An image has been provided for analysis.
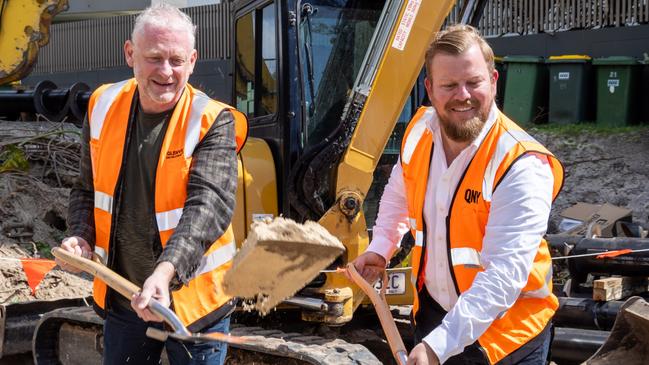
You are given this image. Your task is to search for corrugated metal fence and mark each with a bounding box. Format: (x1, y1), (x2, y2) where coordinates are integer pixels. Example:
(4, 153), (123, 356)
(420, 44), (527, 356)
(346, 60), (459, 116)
(34, 1), (649, 73)
(448, 0), (649, 36)
(33, 3), (231, 74)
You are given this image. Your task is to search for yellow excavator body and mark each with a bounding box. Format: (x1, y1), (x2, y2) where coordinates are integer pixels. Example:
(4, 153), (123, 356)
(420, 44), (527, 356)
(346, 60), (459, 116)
(0, 0), (68, 85)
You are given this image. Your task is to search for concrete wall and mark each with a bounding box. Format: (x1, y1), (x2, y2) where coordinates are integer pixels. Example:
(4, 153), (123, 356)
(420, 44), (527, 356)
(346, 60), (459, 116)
(488, 24), (649, 59)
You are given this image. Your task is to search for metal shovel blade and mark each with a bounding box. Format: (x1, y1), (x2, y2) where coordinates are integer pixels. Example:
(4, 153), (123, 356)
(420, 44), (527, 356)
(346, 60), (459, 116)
(146, 327), (249, 345)
(584, 296), (649, 364)
(222, 218), (344, 315)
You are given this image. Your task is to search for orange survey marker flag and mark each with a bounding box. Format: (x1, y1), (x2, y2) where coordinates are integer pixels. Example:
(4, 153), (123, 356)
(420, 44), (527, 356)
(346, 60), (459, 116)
(595, 249), (633, 259)
(20, 258), (57, 295)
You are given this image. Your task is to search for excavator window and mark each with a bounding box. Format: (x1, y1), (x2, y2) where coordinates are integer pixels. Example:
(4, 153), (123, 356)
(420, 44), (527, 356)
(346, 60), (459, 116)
(298, 0), (384, 150)
(234, 1), (278, 119)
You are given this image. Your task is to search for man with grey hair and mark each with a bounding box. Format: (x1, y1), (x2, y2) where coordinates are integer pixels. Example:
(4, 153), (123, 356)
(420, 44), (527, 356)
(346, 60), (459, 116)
(58, 4), (247, 364)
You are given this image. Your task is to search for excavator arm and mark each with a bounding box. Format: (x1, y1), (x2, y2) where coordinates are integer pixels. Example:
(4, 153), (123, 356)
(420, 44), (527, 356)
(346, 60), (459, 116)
(0, 0), (68, 85)
(303, 0), (475, 319)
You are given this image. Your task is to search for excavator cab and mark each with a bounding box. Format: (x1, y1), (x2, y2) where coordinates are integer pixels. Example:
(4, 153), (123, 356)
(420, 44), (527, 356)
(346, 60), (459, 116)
(228, 0), (423, 325)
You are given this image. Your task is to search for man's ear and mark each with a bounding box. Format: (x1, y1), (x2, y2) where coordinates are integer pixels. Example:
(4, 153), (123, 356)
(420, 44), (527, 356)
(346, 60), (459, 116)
(424, 76), (434, 102)
(188, 49), (198, 75)
(124, 40), (135, 68)
(491, 69), (499, 93)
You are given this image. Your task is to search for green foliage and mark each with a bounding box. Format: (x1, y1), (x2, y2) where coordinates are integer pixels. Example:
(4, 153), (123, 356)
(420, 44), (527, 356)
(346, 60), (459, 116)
(34, 241), (54, 259)
(0, 144), (29, 173)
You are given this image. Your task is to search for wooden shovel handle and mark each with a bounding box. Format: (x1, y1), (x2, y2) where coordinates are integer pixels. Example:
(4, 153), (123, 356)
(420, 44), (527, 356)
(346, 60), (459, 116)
(346, 263), (408, 365)
(52, 246), (140, 300)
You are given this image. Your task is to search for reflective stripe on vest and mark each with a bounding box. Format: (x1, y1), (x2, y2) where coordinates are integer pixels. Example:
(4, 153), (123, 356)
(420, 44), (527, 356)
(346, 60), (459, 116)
(185, 91), (211, 158)
(89, 80), (129, 140)
(193, 241), (237, 278)
(451, 247), (482, 269)
(402, 109), (433, 164)
(156, 208), (184, 232)
(94, 246), (107, 263)
(94, 191), (113, 214)
(482, 129), (540, 202)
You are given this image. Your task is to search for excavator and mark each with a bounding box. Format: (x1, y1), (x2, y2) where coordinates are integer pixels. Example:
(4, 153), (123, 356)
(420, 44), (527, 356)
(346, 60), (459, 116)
(2, 0), (649, 364)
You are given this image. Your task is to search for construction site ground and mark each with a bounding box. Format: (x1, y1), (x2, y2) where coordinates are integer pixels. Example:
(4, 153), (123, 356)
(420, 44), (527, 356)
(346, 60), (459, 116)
(0, 121), (648, 364)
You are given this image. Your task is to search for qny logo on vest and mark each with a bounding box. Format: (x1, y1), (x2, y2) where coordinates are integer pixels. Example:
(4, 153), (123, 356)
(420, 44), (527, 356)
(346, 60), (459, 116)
(166, 148), (184, 159)
(464, 189), (481, 204)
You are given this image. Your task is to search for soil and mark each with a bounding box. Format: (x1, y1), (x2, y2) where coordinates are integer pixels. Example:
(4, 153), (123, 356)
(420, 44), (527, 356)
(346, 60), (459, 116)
(223, 217), (344, 314)
(0, 172), (92, 305)
(531, 126), (649, 232)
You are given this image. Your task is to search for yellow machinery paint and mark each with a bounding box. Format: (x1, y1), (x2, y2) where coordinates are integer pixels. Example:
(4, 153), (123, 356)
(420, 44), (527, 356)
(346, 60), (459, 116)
(0, 0), (68, 85)
(233, 137), (279, 245)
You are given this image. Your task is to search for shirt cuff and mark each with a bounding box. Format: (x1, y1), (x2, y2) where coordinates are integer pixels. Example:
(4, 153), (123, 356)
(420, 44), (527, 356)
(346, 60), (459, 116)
(423, 325), (462, 364)
(156, 248), (193, 290)
(366, 236), (398, 263)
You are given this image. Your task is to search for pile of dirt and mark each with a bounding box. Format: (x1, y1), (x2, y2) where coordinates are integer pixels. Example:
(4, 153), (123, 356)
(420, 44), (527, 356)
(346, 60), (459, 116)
(531, 126), (649, 233)
(0, 173), (93, 303)
(0, 122), (91, 305)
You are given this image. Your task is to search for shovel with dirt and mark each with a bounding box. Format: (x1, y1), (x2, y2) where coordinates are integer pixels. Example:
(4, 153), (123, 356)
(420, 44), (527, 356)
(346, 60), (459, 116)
(51, 246), (248, 344)
(221, 217), (345, 314)
(52, 217), (345, 343)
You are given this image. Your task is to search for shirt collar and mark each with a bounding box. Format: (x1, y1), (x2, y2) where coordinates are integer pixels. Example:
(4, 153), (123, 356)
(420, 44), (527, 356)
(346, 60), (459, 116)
(425, 102), (499, 151)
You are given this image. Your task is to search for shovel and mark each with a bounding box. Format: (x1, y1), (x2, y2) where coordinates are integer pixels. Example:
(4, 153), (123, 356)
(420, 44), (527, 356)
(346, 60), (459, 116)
(344, 263), (408, 365)
(51, 246), (247, 345)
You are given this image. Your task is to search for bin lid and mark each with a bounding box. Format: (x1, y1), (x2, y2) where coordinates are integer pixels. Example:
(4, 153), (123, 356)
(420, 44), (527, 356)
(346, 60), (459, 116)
(592, 56), (639, 65)
(547, 55), (592, 63)
(503, 55), (544, 63)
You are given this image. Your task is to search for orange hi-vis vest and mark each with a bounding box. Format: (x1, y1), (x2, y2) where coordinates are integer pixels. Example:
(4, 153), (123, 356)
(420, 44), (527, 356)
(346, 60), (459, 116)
(87, 78), (248, 331)
(400, 107), (564, 364)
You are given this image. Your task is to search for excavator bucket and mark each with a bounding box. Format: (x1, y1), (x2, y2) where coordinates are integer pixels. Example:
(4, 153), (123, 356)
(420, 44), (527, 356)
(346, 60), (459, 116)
(584, 296), (649, 364)
(222, 217), (344, 315)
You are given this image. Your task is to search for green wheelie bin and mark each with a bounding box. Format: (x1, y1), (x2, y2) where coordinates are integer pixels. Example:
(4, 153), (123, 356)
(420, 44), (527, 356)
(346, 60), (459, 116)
(593, 56), (641, 126)
(494, 56), (506, 109)
(502, 56), (547, 124)
(639, 60), (649, 124)
(547, 55), (593, 124)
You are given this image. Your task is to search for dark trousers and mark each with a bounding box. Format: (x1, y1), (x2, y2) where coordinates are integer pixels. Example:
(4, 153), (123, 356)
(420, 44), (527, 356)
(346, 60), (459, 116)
(413, 289), (552, 365)
(103, 305), (229, 365)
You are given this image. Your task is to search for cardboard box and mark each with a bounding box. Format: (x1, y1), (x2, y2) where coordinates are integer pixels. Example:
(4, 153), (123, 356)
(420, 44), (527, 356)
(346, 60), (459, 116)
(559, 202), (632, 237)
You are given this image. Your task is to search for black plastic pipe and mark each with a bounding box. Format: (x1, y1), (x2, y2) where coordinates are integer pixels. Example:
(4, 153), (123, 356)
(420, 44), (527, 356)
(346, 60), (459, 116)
(555, 297), (622, 330)
(552, 327), (608, 365)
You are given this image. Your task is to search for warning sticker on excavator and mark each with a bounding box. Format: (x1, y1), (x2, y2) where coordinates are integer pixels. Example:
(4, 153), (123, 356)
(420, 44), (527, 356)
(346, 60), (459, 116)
(391, 0), (422, 51)
(374, 272), (406, 295)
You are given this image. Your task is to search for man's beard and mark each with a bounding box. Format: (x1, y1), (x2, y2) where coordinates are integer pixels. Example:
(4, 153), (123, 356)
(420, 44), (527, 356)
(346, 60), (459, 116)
(438, 101), (488, 143)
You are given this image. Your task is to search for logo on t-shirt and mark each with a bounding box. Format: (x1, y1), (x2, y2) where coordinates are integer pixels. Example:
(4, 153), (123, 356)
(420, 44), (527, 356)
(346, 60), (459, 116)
(166, 148), (184, 159)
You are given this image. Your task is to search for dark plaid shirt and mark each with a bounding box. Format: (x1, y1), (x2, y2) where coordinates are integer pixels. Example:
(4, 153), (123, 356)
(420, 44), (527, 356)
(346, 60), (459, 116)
(67, 105), (237, 288)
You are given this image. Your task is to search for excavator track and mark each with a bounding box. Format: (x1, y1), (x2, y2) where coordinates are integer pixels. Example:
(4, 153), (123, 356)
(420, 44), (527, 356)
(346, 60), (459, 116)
(31, 306), (383, 365)
(33, 305), (103, 365)
(228, 324), (382, 364)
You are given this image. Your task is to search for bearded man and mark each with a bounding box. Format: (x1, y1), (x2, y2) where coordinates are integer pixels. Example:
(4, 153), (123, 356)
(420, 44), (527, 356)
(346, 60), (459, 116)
(351, 25), (564, 365)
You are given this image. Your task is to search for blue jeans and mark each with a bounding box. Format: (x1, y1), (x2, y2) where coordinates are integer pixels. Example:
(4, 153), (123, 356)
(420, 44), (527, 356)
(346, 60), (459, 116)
(103, 305), (229, 365)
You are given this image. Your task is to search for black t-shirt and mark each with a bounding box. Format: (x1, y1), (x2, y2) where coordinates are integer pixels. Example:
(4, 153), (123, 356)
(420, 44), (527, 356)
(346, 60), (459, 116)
(111, 104), (171, 311)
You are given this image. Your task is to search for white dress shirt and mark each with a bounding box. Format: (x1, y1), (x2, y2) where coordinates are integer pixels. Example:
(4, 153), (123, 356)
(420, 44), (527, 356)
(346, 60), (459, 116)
(367, 104), (554, 363)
